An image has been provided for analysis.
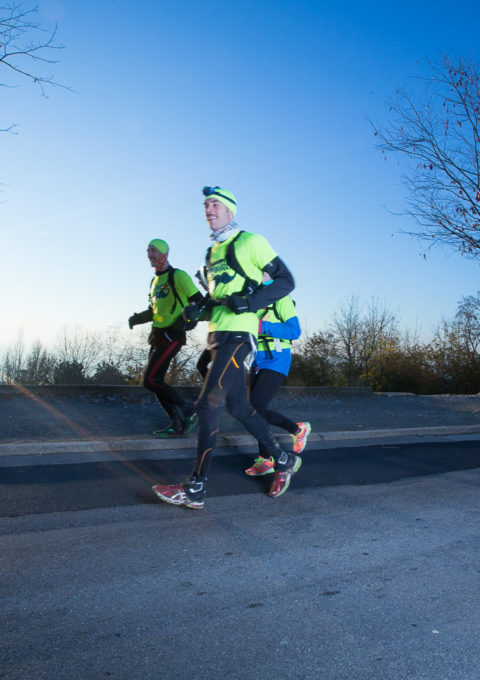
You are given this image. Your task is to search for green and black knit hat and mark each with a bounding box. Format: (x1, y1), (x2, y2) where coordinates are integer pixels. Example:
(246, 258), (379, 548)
(202, 186), (237, 216)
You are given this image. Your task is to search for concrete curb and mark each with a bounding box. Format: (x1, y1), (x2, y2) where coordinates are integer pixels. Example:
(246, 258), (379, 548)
(2, 424), (480, 457)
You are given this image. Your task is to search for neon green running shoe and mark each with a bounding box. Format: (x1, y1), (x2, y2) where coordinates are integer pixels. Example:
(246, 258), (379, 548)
(182, 413), (199, 435)
(153, 426), (185, 438)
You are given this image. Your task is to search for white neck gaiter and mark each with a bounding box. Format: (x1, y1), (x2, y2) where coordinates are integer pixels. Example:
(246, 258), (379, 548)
(210, 221), (239, 242)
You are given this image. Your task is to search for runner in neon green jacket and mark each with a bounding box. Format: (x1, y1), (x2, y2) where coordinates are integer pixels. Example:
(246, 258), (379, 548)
(152, 186), (303, 509)
(128, 238), (203, 436)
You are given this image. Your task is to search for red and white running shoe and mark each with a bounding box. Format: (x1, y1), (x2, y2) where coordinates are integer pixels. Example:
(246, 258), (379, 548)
(268, 455), (302, 498)
(152, 484), (204, 509)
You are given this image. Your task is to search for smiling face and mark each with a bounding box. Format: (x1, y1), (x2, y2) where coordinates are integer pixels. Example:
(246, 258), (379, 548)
(204, 197), (234, 232)
(147, 244), (169, 271)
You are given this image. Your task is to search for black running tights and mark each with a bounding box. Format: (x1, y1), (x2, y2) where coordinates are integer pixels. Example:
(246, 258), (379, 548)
(193, 341), (283, 477)
(143, 335), (194, 430)
(249, 368), (298, 457)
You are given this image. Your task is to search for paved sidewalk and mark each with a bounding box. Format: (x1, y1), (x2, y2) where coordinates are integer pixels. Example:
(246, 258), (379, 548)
(2, 386), (480, 457)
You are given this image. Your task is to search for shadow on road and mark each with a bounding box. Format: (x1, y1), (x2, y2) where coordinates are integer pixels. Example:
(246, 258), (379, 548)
(1, 441), (480, 517)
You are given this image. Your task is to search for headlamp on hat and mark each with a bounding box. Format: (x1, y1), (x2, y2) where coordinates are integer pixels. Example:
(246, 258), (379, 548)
(202, 186), (237, 216)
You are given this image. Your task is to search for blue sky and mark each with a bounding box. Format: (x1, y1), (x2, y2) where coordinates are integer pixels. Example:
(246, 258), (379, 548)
(2, 0), (480, 350)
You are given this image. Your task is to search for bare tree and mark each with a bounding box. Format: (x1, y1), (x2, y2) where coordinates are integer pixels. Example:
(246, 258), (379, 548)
(332, 295), (362, 383)
(0, 329), (25, 382)
(123, 327), (150, 384)
(372, 55), (480, 259)
(357, 298), (398, 386)
(331, 296), (398, 386)
(21, 339), (56, 383)
(96, 325), (138, 371)
(289, 330), (340, 386)
(453, 291), (480, 358)
(54, 326), (101, 378)
(1, 2), (66, 131)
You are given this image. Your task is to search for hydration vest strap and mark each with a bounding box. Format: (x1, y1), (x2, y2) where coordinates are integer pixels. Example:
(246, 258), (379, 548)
(206, 231), (259, 296)
(167, 267), (183, 314)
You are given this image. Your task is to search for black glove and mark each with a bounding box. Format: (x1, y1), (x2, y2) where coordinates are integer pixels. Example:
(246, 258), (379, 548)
(182, 304), (202, 330)
(225, 294), (251, 314)
(128, 308), (153, 329)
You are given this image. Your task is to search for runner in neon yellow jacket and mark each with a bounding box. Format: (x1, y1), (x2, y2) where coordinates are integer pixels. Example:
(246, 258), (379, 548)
(152, 186), (303, 509)
(128, 238), (203, 436)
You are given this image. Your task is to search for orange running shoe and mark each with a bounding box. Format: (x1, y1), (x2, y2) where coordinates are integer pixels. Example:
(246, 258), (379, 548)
(245, 456), (275, 476)
(291, 422), (311, 454)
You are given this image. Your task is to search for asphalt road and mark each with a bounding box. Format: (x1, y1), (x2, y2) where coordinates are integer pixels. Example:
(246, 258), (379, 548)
(2, 441), (480, 680)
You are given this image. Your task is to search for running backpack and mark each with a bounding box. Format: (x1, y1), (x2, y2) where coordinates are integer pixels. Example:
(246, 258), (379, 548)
(150, 267), (183, 315)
